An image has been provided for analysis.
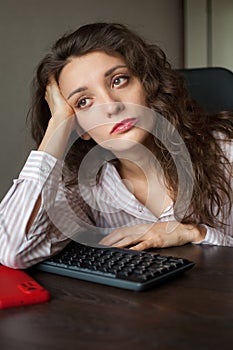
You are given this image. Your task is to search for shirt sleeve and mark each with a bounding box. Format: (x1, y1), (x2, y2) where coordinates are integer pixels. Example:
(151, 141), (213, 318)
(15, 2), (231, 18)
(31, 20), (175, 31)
(0, 150), (94, 268)
(192, 225), (233, 246)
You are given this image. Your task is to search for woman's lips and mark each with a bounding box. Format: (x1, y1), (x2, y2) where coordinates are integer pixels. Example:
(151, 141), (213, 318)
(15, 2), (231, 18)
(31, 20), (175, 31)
(110, 118), (138, 134)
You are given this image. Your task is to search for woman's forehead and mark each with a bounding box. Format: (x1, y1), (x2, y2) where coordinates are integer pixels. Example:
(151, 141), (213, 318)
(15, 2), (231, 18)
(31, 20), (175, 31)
(59, 51), (128, 92)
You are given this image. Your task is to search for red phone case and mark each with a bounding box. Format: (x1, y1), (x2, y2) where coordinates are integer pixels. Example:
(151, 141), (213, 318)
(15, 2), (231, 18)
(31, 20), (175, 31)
(0, 265), (50, 309)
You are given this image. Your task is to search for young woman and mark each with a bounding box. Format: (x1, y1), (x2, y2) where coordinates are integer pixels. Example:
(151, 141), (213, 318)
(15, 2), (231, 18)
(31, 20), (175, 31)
(0, 23), (232, 268)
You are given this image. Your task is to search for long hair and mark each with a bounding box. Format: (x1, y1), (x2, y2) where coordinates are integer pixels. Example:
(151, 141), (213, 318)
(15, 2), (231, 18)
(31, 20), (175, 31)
(28, 22), (233, 230)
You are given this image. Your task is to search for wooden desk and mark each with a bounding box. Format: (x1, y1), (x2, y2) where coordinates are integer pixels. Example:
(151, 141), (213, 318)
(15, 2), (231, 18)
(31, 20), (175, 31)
(0, 244), (232, 350)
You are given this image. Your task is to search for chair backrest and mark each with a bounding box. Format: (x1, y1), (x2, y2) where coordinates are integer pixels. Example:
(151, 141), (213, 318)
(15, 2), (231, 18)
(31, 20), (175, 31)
(178, 67), (233, 113)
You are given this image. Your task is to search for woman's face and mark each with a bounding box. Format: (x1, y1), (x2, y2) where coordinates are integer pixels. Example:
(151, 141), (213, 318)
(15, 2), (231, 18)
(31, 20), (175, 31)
(59, 51), (155, 153)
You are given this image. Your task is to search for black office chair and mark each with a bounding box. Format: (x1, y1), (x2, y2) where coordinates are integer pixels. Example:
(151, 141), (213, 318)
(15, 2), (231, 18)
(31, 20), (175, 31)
(178, 67), (233, 113)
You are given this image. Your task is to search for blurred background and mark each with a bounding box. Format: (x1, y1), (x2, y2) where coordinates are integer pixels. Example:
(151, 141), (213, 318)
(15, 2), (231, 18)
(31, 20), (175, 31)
(0, 0), (232, 199)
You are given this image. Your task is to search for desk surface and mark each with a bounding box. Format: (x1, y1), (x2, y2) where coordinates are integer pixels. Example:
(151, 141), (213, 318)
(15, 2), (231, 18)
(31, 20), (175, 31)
(0, 244), (232, 350)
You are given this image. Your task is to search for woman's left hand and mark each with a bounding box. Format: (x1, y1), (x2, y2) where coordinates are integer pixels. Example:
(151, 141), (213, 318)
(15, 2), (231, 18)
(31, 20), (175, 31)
(99, 221), (206, 250)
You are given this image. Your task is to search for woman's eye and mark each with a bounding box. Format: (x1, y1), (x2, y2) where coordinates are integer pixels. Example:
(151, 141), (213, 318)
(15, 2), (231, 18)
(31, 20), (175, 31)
(76, 97), (90, 109)
(112, 76), (128, 88)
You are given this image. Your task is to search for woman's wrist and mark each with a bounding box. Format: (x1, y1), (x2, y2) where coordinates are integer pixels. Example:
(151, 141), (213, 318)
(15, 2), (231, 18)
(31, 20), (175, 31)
(191, 224), (207, 242)
(38, 115), (75, 160)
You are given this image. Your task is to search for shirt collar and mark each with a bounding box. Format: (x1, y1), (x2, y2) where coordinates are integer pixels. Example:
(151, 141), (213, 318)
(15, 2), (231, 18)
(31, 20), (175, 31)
(97, 162), (159, 220)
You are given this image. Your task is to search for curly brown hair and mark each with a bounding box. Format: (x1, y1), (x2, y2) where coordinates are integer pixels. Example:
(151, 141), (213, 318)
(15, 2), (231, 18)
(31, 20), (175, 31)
(28, 22), (233, 230)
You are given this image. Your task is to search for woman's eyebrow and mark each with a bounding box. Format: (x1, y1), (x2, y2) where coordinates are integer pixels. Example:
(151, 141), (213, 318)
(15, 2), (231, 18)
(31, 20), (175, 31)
(104, 64), (127, 77)
(67, 86), (88, 100)
(67, 65), (127, 100)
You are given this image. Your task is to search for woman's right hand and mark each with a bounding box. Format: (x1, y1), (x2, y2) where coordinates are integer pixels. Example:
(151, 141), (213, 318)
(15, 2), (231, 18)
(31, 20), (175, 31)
(45, 76), (75, 125)
(38, 77), (77, 159)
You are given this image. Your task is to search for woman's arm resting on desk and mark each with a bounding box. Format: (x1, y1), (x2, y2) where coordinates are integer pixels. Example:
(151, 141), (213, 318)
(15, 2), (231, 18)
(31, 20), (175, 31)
(0, 151), (70, 269)
(99, 221), (207, 250)
(100, 220), (233, 249)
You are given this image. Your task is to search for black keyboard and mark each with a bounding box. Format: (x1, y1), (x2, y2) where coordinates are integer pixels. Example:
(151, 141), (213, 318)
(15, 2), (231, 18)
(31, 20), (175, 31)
(36, 242), (195, 291)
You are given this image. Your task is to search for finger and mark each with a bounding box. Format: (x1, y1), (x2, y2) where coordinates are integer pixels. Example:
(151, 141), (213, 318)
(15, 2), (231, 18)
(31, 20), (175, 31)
(99, 229), (126, 245)
(45, 77), (61, 100)
(111, 235), (143, 248)
(99, 224), (151, 246)
(129, 239), (154, 251)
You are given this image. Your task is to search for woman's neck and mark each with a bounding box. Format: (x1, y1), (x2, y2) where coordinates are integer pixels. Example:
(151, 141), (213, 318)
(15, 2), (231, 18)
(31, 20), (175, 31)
(116, 157), (156, 182)
(113, 134), (161, 181)
(114, 145), (173, 218)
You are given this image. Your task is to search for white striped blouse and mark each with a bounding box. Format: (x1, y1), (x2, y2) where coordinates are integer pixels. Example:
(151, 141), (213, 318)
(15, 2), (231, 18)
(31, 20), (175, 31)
(0, 144), (232, 268)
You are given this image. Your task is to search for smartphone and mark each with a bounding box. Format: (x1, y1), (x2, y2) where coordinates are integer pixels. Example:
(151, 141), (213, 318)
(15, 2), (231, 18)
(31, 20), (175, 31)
(0, 265), (50, 309)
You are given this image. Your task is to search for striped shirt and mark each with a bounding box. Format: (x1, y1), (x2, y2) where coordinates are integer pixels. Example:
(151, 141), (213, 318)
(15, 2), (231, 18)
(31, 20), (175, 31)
(0, 145), (233, 268)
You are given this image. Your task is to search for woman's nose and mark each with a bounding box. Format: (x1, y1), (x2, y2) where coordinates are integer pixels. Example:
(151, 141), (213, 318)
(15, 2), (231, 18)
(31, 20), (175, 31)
(105, 101), (125, 117)
(99, 90), (125, 117)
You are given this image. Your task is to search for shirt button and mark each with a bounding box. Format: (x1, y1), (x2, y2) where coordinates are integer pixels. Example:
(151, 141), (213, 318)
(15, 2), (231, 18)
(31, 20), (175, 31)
(40, 163), (51, 174)
(138, 204), (144, 212)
